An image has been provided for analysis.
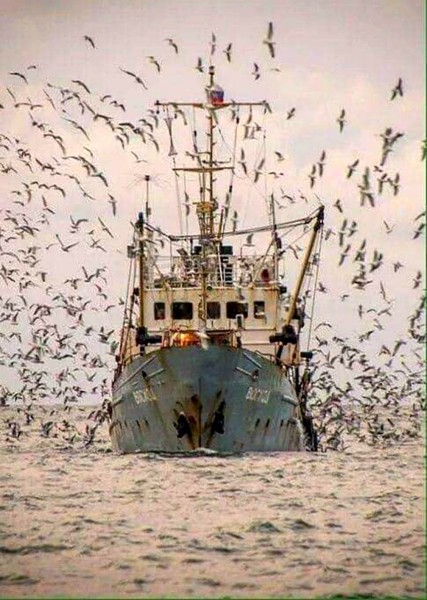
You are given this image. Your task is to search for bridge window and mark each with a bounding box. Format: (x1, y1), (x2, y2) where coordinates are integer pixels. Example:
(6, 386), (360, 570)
(254, 301), (266, 319)
(226, 301), (248, 319)
(154, 302), (165, 320)
(172, 302), (193, 320)
(207, 301), (221, 319)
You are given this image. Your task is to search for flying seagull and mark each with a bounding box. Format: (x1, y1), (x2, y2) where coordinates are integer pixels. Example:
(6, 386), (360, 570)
(223, 43), (232, 63)
(83, 35), (96, 49)
(164, 38), (178, 53)
(337, 109), (346, 132)
(286, 107), (296, 120)
(9, 71), (28, 84)
(119, 67), (148, 90)
(263, 22), (275, 58)
(390, 78), (403, 100)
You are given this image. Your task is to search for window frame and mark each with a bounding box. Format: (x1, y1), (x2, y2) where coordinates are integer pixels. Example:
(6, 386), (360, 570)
(207, 301), (221, 319)
(171, 301), (194, 320)
(226, 301), (248, 319)
(154, 302), (166, 320)
(254, 300), (266, 319)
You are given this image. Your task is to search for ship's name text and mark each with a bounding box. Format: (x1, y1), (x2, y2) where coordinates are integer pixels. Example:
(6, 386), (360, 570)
(134, 389), (157, 404)
(246, 386), (271, 404)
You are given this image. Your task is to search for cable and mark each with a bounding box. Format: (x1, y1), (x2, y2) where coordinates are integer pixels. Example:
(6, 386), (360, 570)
(172, 156), (184, 242)
(118, 244), (138, 362)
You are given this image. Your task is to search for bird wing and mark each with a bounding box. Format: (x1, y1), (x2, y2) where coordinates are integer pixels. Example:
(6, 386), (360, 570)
(84, 35), (95, 48)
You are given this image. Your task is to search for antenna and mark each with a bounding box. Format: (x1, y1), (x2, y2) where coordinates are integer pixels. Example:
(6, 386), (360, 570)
(145, 175), (151, 224)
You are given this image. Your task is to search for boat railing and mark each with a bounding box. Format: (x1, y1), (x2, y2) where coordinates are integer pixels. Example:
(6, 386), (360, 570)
(145, 252), (276, 288)
(118, 344), (287, 373)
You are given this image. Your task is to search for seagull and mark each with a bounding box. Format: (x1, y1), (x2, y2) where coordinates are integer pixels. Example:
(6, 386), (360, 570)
(390, 78), (403, 100)
(210, 32), (217, 56)
(337, 109), (346, 132)
(72, 79), (91, 94)
(238, 148), (248, 174)
(338, 244), (351, 266)
(119, 67), (148, 89)
(389, 172), (400, 196)
(63, 117), (90, 140)
(308, 164), (316, 188)
(317, 150), (326, 177)
(9, 71), (28, 84)
(231, 210), (238, 232)
(263, 22), (275, 58)
(91, 171), (108, 187)
(223, 43), (232, 63)
(98, 217), (114, 238)
(383, 220), (394, 234)
(333, 198), (343, 213)
(55, 234), (79, 253)
(70, 216), (88, 232)
(244, 233), (254, 247)
(286, 107), (296, 120)
(165, 38), (178, 53)
(346, 159), (359, 178)
(195, 57), (204, 73)
(252, 63), (260, 80)
(377, 172), (388, 194)
(413, 222), (425, 239)
(83, 35), (96, 49)
(147, 56), (161, 72)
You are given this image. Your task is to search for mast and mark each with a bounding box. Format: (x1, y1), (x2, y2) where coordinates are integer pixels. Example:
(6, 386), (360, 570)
(199, 66), (215, 329)
(136, 211), (145, 338)
(207, 66), (215, 236)
(145, 175), (151, 224)
(155, 68), (267, 326)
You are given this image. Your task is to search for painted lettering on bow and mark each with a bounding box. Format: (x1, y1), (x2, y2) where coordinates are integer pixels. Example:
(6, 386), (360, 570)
(133, 388), (157, 404)
(246, 386), (270, 404)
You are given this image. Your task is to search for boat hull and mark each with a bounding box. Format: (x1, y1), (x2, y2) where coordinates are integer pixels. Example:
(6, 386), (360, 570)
(110, 346), (304, 453)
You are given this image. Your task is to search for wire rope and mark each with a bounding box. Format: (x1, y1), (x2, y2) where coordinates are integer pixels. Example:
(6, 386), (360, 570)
(305, 225), (324, 351)
(118, 241), (138, 361)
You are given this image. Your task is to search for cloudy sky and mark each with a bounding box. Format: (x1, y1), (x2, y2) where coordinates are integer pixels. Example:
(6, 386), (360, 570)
(0, 0), (424, 391)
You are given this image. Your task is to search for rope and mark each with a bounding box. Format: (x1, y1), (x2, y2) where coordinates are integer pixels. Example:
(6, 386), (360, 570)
(166, 207), (321, 241)
(183, 171), (189, 240)
(118, 242), (138, 360)
(217, 106), (239, 234)
(262, 128), (270, 226)
(172, 156), (184, 243)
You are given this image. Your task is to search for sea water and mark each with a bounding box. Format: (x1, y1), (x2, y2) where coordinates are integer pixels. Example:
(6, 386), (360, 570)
(0, 407), (424, 598)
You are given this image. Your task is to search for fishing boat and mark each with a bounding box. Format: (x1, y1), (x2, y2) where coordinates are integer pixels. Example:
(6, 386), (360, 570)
(110, 67), (324, 453)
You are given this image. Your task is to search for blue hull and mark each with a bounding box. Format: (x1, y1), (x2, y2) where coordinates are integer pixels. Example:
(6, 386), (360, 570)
(110, 346), (304, 453)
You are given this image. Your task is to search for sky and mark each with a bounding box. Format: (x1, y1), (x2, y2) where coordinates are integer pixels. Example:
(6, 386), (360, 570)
(0, 0), (425, 395)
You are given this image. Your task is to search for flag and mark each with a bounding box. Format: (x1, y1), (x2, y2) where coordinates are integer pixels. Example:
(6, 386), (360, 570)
(209, 85), (224, 106)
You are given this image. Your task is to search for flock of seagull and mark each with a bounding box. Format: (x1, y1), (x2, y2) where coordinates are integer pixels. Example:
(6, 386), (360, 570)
(0, 24), (424, 451)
